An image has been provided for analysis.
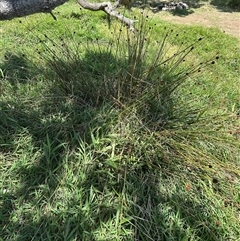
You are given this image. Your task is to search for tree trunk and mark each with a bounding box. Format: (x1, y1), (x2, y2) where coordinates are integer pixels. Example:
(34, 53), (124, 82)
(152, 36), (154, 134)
(0, 0), (68, 20)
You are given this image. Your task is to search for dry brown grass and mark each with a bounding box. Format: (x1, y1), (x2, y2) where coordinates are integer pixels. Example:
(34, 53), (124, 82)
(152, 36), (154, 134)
(145, 2), (240, 39)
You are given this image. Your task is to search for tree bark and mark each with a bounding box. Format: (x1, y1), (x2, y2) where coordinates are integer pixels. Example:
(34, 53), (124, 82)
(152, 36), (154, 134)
(0, 0), (68, 20)
(0, 0), (136, 30)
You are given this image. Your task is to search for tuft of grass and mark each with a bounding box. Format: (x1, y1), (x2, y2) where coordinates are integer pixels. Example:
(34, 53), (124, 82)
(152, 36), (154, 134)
(1, 3), (240, 241)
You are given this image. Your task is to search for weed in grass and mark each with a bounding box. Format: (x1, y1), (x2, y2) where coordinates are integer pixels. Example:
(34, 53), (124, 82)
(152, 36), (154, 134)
(1, 6), (240, 241)
(31, 14), (240, 240)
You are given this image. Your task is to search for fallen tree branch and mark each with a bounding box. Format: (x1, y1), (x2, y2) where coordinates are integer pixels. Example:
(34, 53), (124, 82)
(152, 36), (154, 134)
(77, 0), (136, 30)
(0, 0), (136, 30)
(0, 0), (68, 20)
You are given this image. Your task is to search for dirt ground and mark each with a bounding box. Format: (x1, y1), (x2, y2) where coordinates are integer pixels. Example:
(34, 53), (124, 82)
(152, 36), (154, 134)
(150, 3), (240, 39)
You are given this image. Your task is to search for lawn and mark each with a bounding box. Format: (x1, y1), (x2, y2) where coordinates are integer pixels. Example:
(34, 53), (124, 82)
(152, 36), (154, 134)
(0, 0), (240, 240)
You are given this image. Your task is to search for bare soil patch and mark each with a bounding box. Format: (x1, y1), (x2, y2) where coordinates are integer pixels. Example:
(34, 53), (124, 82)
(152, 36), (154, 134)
(151, 3), (240, 39)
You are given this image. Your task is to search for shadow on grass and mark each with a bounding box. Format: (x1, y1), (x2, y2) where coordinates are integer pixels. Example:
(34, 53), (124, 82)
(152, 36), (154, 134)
(0, 52), (38, 85)
(0, 42), (235, 240)
(80, 160), (226, 240)
(210, 0), (240, 12)
(171, 8), (195, 16)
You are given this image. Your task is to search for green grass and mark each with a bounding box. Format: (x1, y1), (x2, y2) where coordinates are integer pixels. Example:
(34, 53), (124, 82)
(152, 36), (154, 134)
(1, 1), (240, 240)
